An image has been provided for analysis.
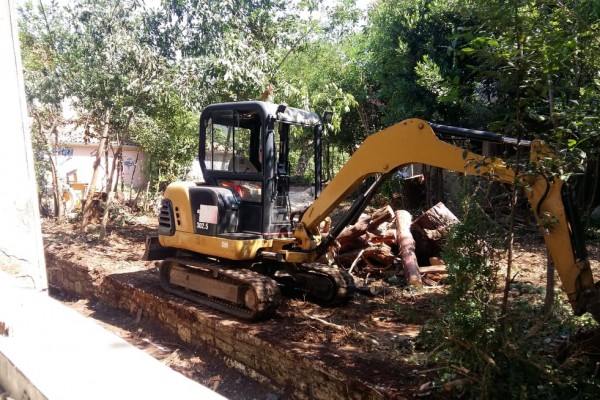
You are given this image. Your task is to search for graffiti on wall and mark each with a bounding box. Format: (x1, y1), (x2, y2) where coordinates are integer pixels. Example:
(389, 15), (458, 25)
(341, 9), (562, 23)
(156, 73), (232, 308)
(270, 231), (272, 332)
(53, 146), (74, 157)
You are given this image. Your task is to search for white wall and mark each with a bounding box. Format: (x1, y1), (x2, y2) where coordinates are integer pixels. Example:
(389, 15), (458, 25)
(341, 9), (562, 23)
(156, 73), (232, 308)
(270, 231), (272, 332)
(0, 0), (47, 290)
(54, 144), (147, 190)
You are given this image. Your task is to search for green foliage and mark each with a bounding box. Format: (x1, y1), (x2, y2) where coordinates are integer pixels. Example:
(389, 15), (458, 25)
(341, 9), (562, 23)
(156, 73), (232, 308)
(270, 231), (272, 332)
(587, 218), (600, 242)
(431, 188), (502, 346)
(264, 3), (360, 180)
(447, 1), (600, 180)
(20, 0), (174, 152)
(419, 183), (600, 398)
(162, 0), (326, 104)
(131, 94), (199, 188)
(357, 0), (599, 213)
(363, 0), (470, 125)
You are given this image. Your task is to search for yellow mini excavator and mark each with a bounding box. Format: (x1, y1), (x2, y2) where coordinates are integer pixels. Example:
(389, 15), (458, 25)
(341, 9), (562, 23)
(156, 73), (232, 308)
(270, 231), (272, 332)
(144, 101), (600, 322)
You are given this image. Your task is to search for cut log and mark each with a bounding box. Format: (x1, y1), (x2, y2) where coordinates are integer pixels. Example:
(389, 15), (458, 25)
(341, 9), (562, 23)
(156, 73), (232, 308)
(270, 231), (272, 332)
(429, 257), (445, 266)
(337, 248), (365, 268)
(337, 220), (370, 251)
(366, 229), (397, 247)
(337, 232), (369, 254)
(411, 202), (459, 265)
(337, 243), (395, 271)
(395, 210), (422, 286)
(413, 202), (459, 230)
(419, 265), (448, 274)
(337, 206), (395, 253)
(362, 243), (395, 271)
(369, 205), (395, 228)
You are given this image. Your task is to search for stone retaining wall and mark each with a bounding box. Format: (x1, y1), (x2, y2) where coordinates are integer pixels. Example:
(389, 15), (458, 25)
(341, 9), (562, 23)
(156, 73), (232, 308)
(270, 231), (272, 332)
(45, 252), (390, 400)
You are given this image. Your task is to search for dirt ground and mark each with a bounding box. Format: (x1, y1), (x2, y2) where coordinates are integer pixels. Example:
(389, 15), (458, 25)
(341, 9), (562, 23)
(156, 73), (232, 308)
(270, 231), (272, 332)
(36, 212), (600, 399)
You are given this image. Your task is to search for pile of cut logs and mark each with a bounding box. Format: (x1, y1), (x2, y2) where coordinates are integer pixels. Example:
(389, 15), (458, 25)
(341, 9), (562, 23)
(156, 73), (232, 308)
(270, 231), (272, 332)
(329, 202), (459, 286)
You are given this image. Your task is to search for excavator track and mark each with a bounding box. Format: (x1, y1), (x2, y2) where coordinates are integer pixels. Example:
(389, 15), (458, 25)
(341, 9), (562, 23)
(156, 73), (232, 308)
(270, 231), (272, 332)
(159, 258), (281, 320)
(287, 263), (355, 306)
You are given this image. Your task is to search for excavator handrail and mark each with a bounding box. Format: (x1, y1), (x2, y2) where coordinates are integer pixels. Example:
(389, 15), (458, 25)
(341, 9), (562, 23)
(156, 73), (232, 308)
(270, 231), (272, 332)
(428, 122), (532, 147)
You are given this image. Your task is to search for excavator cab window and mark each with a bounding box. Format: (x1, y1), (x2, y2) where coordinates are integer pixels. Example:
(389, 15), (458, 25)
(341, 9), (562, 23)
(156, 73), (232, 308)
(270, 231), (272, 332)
(201, 109), (264, 200)
(203, 110), (262, 174)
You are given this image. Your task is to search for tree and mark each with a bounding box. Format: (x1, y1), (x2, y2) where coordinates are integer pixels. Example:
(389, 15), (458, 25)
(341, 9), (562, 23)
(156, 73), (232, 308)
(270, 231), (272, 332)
(19, 0), (74, 219)
(20, 0), (179, 236)
(131, 95), (199, 191)
(362, 0), (473, 125)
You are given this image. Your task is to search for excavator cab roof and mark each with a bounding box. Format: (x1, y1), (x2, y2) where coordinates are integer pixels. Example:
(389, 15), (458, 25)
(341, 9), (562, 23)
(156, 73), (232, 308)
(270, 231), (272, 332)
(200, 101), (322, 128)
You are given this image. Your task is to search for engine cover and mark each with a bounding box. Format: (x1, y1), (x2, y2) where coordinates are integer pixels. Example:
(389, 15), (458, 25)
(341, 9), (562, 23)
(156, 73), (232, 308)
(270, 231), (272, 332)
(189, 186), (239, 236)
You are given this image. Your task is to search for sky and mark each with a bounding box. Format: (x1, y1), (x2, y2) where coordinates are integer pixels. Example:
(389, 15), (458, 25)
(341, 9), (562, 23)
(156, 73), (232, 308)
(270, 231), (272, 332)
(15, 0), (375, 12)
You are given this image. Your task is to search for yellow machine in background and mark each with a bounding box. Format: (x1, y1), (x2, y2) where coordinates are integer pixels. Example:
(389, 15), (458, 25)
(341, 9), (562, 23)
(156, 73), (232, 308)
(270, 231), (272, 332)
(144, 101), (600, 322)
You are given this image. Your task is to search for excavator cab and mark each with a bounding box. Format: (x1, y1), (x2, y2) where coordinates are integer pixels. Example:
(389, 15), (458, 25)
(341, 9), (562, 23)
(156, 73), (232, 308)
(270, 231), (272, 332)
(198, 101), (324, 240)
(142, 102), (349, 319)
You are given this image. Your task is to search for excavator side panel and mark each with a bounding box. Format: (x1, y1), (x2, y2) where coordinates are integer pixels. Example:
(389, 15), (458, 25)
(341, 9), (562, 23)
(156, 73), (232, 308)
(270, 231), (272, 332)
(159, 232), (271, 261)
(157, 181), (272, 260)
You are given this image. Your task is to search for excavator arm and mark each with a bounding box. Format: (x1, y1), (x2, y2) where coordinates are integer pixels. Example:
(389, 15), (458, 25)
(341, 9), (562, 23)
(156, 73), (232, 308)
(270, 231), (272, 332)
(291, 118), (600, 321)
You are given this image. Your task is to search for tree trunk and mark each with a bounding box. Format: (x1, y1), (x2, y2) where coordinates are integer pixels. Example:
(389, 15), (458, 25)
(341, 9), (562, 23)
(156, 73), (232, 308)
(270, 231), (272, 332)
(129, 152), (140, 205)
(118, 149), (124, 194)
(543, 251), (555, 317)
(51, 121), (63, 219)
(47, 147), (61, 218)
(99, 143), (120, 240)
(81, 108), (111, 231)
(400, 174), (426, 210)
(424, 166), (444, 209)
(395, 210), (422, 286)
(501, 11), (524, 330)
(99, 112), (133, 240)
(295, 144), (310, 178)
(35, 113), (62, 219)
(587, 150), (600, 215)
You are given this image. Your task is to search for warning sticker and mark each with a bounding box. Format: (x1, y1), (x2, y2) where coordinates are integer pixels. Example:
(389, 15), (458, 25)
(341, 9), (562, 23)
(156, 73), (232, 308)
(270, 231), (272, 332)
(197, 205), (218, 224)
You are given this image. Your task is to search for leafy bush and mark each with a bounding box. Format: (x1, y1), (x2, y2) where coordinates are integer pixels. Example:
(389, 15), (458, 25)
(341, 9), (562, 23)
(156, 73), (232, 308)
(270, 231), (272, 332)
(419, 188), (600, 399)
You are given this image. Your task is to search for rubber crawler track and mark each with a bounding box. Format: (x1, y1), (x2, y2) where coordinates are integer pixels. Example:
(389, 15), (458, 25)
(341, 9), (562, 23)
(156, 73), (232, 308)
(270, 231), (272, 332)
(160, 258), (281, 320)
(295, 263), (356, 306)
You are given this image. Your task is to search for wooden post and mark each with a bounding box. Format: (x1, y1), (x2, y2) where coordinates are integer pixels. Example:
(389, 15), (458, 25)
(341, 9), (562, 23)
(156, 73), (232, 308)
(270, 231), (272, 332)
(395, 210), (422, 286)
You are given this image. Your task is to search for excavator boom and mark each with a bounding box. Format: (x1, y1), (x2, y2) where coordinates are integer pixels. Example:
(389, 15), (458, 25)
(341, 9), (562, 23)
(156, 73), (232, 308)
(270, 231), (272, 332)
(290, 118), (600, 320)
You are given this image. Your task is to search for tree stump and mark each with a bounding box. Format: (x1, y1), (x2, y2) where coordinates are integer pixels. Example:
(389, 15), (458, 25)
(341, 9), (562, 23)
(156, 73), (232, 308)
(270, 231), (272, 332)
(400, 174), (426, 210)
(411, 202), (459, 265)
